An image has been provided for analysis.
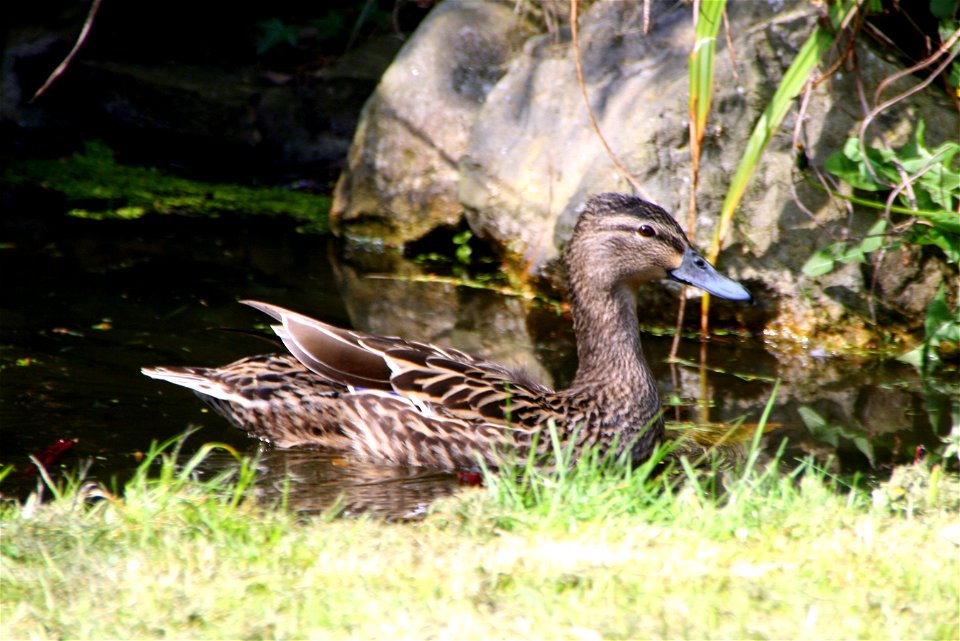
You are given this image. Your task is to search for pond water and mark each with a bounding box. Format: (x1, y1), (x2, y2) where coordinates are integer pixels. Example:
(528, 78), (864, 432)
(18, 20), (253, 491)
(1, 202), (956, 518)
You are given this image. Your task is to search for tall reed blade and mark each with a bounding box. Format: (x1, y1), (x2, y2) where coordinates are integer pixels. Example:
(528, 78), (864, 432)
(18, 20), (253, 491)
(673, 0), (726, 362)
(699, 0), (860, 334)
(689, 0), (726, 188)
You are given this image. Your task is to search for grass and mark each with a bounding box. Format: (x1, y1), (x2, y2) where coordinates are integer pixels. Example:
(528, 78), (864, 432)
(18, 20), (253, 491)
(2, 431), (958, 640)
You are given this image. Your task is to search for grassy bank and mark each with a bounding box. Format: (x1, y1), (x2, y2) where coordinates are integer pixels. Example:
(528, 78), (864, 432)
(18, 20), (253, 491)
(2, 437), (958, 640)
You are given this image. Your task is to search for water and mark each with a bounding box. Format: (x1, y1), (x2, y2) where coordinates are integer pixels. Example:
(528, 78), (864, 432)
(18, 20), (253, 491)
(1, 203), (955, 517)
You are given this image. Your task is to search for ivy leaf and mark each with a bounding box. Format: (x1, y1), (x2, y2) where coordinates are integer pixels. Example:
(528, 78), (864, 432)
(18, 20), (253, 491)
(899, 118), (927, 159)
(802, 244), (841, 277)
(825, 141), (882, 191)
(917, 142), (960, 211)
(857, 218), (888, 253)
(909, 224), (960, 263)
(797, 406), (875, 466)
(819, 119), (959, 275)
(930, 0), (960, 20)
(257, 19), (299, 55)
(310, 11), (346, 42)
(897, 345), (925, 368)
(925, 285), (960, 344)
(898, 284), (960, 372)
(915, 209), (960, 234)
(798, 406), (838, 447)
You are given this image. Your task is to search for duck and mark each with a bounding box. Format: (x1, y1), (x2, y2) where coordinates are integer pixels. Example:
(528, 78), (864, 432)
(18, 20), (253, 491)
(142, 193), (751, 471)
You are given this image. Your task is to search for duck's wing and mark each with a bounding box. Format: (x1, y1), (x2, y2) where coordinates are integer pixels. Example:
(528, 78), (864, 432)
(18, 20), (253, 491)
(382, 346), (557, 429)
(242, 300), (396, 391)
(241, 300), (559, 430)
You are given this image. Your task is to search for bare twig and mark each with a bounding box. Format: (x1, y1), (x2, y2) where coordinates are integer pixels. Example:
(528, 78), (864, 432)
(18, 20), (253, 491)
(812, 0), (867, 90)
(669, 295), (688, 360)
(789, 78), (847, 239)
(569, 0), (649, 198)
(721, 7), (739, 84)
(873, 27), (960, 105)
(31, 0), (103, 102)
(857, 28), (960, 165)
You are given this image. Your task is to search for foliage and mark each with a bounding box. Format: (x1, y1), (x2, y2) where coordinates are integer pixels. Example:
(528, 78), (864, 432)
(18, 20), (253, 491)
(1, 141), (331, 231)
(257, 18), (301, 55)
(898, 284), (960, 371)
(801, 218), (889, 277)
(452, 229), (473, 265)
(256, 5), (393, 56)
(687, 0), (957, 343)
(797, 406), (875, 465)
(803, 121), (960, 278)
(797, 118), (959, 366)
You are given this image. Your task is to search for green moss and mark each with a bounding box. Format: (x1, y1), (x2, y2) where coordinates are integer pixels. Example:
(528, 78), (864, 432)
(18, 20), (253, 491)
(2, 140), (330, 232)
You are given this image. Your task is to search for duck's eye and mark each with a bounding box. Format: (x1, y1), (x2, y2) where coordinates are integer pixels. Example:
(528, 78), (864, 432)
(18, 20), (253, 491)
(638, 225), (656, 237)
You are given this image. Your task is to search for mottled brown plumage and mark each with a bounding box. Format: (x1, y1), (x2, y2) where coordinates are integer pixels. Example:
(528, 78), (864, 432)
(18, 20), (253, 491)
(143, 193), (751, 471)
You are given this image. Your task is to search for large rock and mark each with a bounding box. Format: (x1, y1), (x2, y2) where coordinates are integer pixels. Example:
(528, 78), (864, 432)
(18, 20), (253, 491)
(337, 0), (959, 347)
(329, 0), (534, 246)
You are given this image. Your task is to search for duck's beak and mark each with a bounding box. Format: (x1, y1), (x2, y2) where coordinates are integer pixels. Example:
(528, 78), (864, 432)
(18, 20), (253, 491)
(669, 248), (752, 302)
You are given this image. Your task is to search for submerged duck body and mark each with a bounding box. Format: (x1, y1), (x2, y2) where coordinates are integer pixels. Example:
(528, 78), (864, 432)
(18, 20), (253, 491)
(143, 194), (751, 471)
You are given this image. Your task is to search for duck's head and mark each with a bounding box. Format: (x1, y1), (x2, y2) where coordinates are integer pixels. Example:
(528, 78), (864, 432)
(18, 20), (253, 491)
(565, 193), (751, 301)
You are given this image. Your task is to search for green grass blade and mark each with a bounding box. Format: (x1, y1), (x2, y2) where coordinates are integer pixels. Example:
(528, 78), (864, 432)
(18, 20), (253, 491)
(742, 379), (781, 477)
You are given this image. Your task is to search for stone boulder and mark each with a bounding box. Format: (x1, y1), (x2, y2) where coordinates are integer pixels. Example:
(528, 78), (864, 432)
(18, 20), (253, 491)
(329, 0), (535, 246)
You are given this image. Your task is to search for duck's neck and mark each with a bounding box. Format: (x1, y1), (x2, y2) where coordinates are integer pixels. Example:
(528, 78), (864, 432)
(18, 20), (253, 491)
(566, 282), (663, 463)
(569, 282), (655, 395)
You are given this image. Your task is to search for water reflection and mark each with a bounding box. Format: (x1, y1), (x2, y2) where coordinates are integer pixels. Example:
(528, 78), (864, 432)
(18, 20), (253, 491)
(329, 247), (556, 388)
(242, 448), (461, 519)
(0, 205), (955, 517)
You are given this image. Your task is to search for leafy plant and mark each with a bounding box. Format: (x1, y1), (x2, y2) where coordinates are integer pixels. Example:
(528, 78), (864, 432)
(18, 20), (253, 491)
(802, 218), (888, 278)
(797, 405), (875, 466)
(803, 120), (960, 278)
(257, 18), (300, 55)
(802, 118), (959, 369)
(452, 230), (473, 265)
(898, 284), (960, 372)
